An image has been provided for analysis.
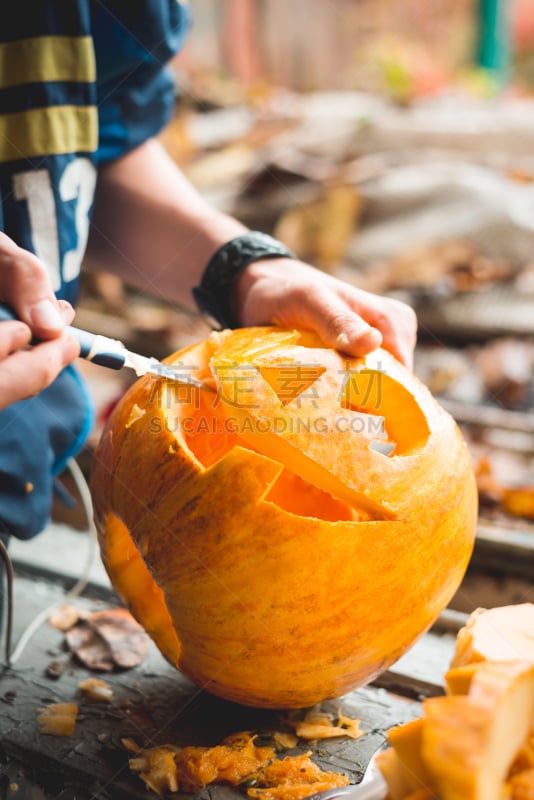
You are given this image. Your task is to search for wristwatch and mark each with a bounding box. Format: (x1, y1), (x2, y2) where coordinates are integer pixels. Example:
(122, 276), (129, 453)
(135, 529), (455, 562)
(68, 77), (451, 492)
(192, 231), (295, 329)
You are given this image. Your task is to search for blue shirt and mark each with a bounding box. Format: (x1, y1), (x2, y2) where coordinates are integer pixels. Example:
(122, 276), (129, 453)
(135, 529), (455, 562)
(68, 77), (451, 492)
(0, 0), (190, 538)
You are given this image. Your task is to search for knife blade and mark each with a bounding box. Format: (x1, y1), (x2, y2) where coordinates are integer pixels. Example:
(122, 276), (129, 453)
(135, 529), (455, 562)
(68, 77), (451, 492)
(71, 327), (213, 389)
(0, 302), (213, 391)
(305, 742), (388, 800)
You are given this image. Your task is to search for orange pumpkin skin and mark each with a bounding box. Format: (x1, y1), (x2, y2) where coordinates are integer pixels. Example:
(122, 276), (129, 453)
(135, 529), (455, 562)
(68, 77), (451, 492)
(90, 327), (477, 709)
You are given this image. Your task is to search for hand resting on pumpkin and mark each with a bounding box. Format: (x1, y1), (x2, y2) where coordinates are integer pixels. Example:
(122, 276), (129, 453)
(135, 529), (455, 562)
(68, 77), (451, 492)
(235, 257), (417, 371)
(0, 232), (80, 410)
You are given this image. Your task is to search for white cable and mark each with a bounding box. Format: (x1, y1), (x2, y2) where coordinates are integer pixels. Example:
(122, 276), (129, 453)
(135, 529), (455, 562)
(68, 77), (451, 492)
(9, 457), (98, 665)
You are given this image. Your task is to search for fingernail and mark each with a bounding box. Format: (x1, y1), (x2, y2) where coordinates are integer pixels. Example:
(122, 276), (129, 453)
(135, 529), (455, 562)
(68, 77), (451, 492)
(30, 299), (63, 330)
(336, 327), (382, 354)
(336, 332), (350, 347)
(57, 299), (75, 324)
(361, 327), (382, 346)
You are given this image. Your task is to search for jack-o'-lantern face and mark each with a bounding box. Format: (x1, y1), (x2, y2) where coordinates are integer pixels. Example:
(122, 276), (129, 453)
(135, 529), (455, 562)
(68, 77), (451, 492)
(91, 328), (477, 709)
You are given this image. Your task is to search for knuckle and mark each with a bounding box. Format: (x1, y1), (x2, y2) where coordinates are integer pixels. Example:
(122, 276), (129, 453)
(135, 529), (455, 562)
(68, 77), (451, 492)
(14, 250), (48, 283)
(326, 311), (354, 330)
(326, 311), (354, 332)
(3, 247), (49, 294)
(290, 281), (315, 306)
(25, 347), (62, 394)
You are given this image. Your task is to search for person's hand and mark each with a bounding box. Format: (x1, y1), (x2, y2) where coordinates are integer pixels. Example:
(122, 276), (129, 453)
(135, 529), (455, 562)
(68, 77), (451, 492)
(0, 233), (80, 409)
(235, 258), (417, 370)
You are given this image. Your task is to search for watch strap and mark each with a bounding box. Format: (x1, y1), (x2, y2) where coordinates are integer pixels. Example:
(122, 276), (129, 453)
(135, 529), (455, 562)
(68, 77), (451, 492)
(192, 231), (295, 329)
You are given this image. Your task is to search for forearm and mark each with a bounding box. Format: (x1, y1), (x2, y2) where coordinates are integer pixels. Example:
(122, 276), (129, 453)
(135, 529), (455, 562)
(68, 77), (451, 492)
(86, 138), (246, 309)
(86, 137), (417, 368)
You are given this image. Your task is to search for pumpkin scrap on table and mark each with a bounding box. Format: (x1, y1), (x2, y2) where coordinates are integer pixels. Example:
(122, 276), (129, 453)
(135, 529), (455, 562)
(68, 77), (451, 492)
(124, 732), (351, 799)
(91, 327), (477, 709)
(78, 677), (114, 703)
(283, 707), (363, 740)
(37, 702), (78, 736)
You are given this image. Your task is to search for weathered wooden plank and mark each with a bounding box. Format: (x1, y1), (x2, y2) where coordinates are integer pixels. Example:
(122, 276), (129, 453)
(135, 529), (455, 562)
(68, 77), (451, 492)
(1, 574), (431, 800)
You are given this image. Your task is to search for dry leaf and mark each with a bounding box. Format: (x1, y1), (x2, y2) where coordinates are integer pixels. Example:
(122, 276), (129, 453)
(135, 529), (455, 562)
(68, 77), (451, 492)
(65, 608), (150, 671)
(66, 621), (114, 671)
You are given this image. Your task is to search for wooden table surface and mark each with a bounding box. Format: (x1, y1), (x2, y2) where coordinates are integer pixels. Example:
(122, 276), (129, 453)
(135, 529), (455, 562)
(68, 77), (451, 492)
(2, 510), (531, 800)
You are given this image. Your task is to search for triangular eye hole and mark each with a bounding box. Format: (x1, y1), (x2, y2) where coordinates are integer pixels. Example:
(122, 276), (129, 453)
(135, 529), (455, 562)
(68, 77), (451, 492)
(259, 365), (326, 406)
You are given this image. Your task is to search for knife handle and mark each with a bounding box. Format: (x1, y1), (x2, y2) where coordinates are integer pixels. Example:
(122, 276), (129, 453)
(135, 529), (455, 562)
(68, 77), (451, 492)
(0, 302), (127, 370)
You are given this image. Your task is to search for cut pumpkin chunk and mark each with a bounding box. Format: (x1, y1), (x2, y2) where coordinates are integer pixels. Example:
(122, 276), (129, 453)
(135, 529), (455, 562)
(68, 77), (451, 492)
(421, 661), (534, 800)
(402, 792), (438, 800)
(377, 718), (435, 798)
(375, 747), (416, 800)
(511, 732), (534, 774)
(451, 605), (534, 668)
(387, 719), (434, 793)
(379, 606), (534, 800)
(508, 768), (534, 800)
(444, 663), (480, 695)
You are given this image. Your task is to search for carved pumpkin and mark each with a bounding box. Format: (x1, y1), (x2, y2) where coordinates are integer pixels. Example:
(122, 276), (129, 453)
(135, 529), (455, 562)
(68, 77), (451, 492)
(90, 327), (477, 709)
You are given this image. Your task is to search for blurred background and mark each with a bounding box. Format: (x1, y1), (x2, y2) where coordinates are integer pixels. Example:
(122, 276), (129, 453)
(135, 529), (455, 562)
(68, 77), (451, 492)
(72, 0), (534, 575)
(177, 0), (532, 97)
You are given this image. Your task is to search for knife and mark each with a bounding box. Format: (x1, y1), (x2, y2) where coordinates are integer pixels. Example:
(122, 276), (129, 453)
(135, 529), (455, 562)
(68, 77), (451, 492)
(0, 302), (212, 391)
(305, 742), (388, 800)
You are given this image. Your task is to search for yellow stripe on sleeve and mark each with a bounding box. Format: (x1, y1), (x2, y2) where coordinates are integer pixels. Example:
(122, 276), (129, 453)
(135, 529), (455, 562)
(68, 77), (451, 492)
(0, 35), (96, 88)
(0, 106), (98, 162)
